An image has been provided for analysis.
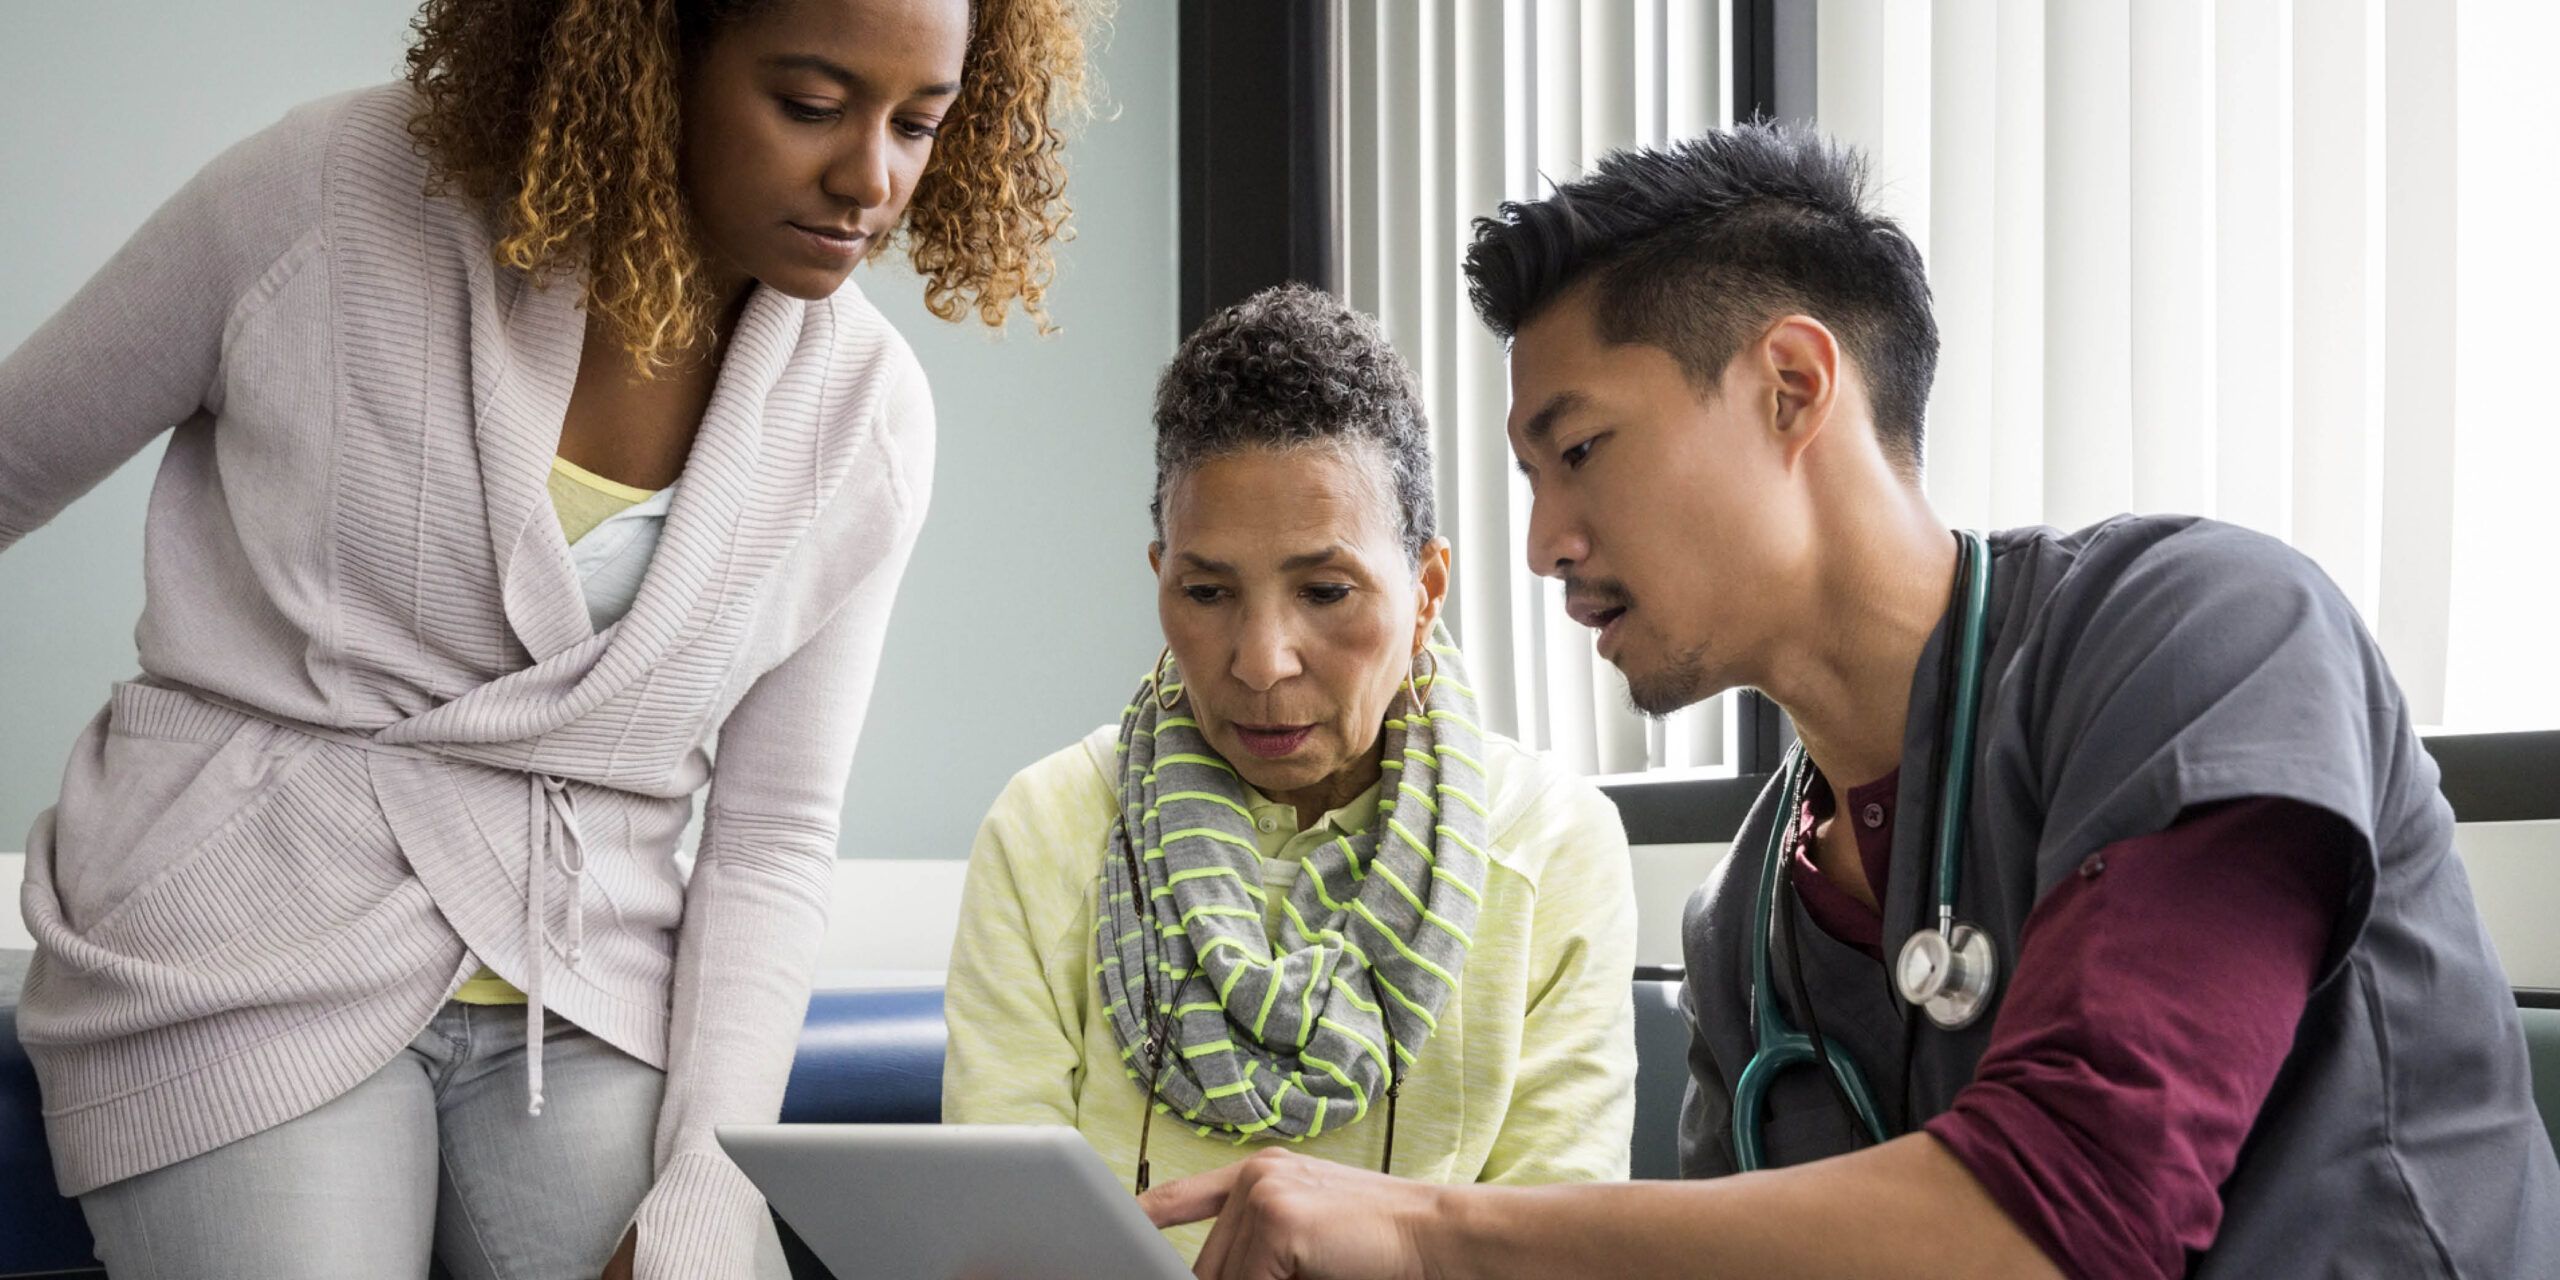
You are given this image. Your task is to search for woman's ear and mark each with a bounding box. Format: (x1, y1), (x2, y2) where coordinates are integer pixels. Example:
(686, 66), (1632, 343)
(1413, 537), (1453, 652)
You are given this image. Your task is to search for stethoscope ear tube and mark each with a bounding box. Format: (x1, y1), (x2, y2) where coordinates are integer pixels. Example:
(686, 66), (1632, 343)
(1892, 528), (2000, 1028)
(1733, 529), (2001, 1169)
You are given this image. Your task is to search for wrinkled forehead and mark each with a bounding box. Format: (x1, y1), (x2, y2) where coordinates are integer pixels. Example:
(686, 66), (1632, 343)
(1158, 441), (1406, 564)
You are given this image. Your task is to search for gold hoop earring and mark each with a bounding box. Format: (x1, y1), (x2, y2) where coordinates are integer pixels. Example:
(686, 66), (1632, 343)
(1153, 646), (1185, 713)
(1404, 646), (1437, 719)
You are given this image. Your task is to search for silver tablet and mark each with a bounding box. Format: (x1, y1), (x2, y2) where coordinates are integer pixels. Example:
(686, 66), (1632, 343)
(717, 1124), (1195, 1280)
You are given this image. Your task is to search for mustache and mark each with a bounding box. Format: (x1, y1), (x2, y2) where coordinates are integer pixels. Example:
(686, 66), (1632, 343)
(1562, 576), (1635, 612)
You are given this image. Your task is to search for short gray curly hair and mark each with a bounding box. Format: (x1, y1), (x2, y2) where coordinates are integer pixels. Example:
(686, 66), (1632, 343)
(1150, 284), (1438, 563)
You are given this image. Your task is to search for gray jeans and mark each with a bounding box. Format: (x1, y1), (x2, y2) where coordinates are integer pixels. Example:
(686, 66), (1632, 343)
(78, 1002), (787, 1279)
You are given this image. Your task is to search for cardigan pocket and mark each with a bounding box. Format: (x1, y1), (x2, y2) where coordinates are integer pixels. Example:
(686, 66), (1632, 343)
(75, 741), (395, 976)
(46, 682), (326, 950)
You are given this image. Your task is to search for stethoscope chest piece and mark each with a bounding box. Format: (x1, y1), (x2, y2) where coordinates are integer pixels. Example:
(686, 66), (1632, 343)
(1895, 923), (1997, 1030)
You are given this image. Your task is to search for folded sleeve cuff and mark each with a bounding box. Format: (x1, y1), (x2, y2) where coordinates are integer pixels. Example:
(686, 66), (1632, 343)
(633, 1149), (769, 1280)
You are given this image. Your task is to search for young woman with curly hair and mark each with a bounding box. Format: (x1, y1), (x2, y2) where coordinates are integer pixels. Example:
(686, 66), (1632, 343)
(0, 1), (1090, 1276)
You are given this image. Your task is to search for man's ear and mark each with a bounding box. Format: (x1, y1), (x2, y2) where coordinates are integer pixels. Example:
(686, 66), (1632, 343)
(1754, 314), (1843, 468)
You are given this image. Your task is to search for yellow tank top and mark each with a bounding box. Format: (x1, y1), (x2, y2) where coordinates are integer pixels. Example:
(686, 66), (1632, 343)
(449, 457), (656, 1007)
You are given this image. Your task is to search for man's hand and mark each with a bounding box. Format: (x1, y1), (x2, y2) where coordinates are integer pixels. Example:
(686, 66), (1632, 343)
(1140, 1134), (2060, 1280)
(1141, 1149), (1444, 1280)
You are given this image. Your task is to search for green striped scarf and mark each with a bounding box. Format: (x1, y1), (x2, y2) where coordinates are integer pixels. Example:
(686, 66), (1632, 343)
(1094, 629), (1490, 1144)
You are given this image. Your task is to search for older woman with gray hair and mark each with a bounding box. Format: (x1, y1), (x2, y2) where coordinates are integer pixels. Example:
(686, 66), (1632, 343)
(941, 283), (1639, 1260)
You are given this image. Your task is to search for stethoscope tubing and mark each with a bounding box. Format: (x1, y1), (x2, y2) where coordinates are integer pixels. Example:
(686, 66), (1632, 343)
(1732, 529), (1993, 1172)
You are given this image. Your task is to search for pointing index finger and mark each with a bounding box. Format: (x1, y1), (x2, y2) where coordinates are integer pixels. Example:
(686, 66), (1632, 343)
(1139, 1160), (1248, 1229)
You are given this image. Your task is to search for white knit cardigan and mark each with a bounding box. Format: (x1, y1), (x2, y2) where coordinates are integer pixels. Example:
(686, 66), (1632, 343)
(0, 84), (935, 1278)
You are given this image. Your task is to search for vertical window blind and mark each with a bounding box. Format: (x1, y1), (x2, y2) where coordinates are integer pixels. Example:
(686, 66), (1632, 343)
(1338, 0), (1745, 781)
(1829, 0), (2557, 734)
(1841, 0), (2466, 725)
(1339, 0), (2556, 783)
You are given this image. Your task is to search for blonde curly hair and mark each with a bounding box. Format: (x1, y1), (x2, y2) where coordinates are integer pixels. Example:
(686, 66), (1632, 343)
(404, 0), (1095, 369)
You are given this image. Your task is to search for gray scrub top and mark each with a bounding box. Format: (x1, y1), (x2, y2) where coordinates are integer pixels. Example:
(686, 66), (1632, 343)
(1677, 515), (2559, 1276)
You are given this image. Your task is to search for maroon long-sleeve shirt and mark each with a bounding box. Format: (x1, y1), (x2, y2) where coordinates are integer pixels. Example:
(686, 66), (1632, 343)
(1787, 771), (2351, 1278)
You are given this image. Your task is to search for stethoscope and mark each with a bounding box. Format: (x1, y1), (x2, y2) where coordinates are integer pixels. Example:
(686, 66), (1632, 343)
(1731, 529), (2000, 1172)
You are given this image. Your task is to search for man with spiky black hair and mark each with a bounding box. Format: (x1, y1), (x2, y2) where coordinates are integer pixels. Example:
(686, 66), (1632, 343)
(1145, 123), (2558, 1280)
